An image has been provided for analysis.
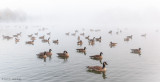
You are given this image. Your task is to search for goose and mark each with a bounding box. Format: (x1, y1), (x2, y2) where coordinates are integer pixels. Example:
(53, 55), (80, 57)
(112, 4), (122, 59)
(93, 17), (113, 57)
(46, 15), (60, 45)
(37, 52), (47, 58)
(3, 35), (13, 40)
(46, 49), (52, 56)
(47, 32), (51, 35)
(131, 48), (141, 53)
(80, 33), (85, 36)
(17, 32), (21, 36)
(90, 52), (103, 59)
(87, 62), (108, 72)
(78, 36), (80, 41)
(57, 51), (69, 57)
(108, 30), (112, 34)
(89, 37), (95, 42)
(88, 40), (95, 45)
(26, 40), (34, 45)
(71, 33), (76, 36)
(13, 34), (18, 37)
(141, 34), (146, 37)
(35, 32), (38, 36)
(53, 40), (59, 44)
(31, 36), (36, 40)
(85, 36), (90, 39)
(76, 47), (86, 52)
(77, 40), (83, 45)
(42, 37), (50, 42)
(127, 35), (132, 39)
(96, 36), (101, 41)
(110, 42), (117, 46)
(39, 35), (45, 39)
(28, 34), (33, 37)
(15, 38), (20, 42)
(124, 37), (129, 41)
(65, 32), (70, 35)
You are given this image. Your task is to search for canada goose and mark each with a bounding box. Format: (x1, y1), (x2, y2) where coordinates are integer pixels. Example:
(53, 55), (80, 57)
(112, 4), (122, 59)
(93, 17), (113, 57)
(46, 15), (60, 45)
(57, 51), (69, 57)
(31, 37), (36, 40)
(95, 29), (101, 32)
(53, 40), (59, 44)
(90, 52), (103, 59)
(26, 40), (34, 45)
(141, 34), (146, 37)
(124, 37), (129, 41)
(87, 62), (108, 72)
(80, 33), (85, 36)
(76, 47), (86, 52)
(17, 32), (21, 36)
(96, 36), (101, 41)
(127, 35), (133, 39)
(71, 33), (76, 36)
(35, 32), (38, 35)
(78, 36), (80, 41)
(131, 48), (141, 53)
(15, 38), (20, 42)
(37, 52), (47, 58)
(77, 40), (83, 45)
(13, 34), (18, 37)
(65, 32), (70, 35)
(42, 37), (50, 42)
(90, 29), (94, 32)
(28, 34), (33, 37)
(3, 35), (13, 40)
(110, 42), (117, 46)
(88, 40), (95, 45)
(46, 49), (52, 56)
(89, 37), (95, 42)
(47, 32), (51, 35)
(85, 36), (90, 39)
(39, 35), (45, 39)
(108, 30), (112, 34)
(75, 30), (78, 32)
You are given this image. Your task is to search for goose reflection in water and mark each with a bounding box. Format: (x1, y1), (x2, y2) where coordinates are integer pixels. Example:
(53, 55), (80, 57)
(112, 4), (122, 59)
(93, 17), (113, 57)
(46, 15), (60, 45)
(57, 56), (69, 63)
(87, 70), (107, 79)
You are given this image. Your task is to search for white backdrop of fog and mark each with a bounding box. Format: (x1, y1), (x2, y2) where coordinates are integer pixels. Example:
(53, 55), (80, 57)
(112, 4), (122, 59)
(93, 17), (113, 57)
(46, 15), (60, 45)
(0, 0), (160, 27)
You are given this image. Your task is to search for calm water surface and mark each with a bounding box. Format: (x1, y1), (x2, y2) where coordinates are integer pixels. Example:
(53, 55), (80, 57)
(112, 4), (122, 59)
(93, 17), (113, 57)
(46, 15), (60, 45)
(0, 24), (160, 82)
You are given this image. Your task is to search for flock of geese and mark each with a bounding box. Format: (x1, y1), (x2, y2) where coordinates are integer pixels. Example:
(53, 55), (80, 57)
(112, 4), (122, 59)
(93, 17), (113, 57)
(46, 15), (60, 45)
(2, 27), (147, 72)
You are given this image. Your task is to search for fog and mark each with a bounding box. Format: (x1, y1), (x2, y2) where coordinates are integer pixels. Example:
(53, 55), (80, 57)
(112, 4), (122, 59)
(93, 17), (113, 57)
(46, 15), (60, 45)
(0, 0), (160, 28)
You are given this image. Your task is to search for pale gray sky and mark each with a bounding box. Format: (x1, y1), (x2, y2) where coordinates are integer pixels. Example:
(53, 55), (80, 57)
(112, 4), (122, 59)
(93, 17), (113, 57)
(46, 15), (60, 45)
(0, 0), (160, 26)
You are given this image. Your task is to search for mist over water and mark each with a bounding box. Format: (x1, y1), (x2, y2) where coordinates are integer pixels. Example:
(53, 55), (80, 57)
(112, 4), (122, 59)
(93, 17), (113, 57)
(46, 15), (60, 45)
(0, 0), (160, 82)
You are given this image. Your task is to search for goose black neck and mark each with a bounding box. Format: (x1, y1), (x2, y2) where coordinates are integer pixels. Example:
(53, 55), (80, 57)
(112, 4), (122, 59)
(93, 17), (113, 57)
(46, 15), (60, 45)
(102, 63), (105, 68)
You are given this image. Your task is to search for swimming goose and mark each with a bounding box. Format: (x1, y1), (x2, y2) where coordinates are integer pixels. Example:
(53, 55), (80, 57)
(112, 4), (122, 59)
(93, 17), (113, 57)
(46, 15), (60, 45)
(53, 40), (59, 44)
(35, 32), (38, 36)
(28, 34), (33, 37)
(89, 37), (95, 42)
(31, 36), (36, 40)
(127, 35), (133, 39)
(78, 36), (80, 41)
(65, 32), (70, 35)
(13, 34), (18, 37)
(46, 49), (52, 56)
(85, 36), (90, 39)
(77, 40), (83, 45)
(96, 36), (101, 41)
(108, 30), (112, 34)
(141, 34), (146, 37)
(76, 47), (86, 52)
(47, 32), (51, 35)
(80, 33), (85, 36)
(15, 38), (20, 42)
(131, 48), (141, 53)
(39, 35), (45, 39)
(87, 62), (108, 72)
(90, 52), (103, 59)
(110, 42), (117, 46)
(42, 37), (50, 42)
(57, 51), (69, 57)
(37, 52), (47, 58)
(26, 40), (34, 45)
(124, 37), (129, 41)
